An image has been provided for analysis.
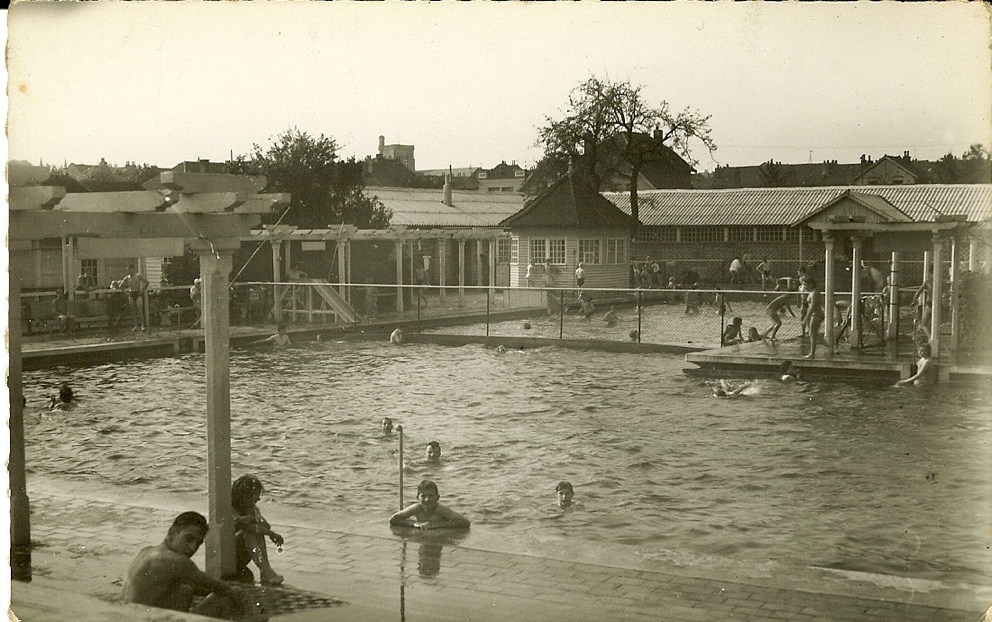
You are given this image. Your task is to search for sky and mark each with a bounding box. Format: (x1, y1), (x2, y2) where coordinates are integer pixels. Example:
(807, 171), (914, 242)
(6, 2), (992, 174)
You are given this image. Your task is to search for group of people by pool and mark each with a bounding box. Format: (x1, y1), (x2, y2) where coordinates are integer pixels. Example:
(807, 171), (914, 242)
(123, 412), (577, 618)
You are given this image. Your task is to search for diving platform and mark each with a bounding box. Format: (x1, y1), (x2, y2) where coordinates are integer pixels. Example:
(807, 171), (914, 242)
(685, 339), (992, 384)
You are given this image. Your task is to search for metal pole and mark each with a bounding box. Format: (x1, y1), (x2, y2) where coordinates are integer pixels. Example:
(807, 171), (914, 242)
(720, 306), (726, 347)
(397, 425), (404, 510)
(637, 290), (642, 343)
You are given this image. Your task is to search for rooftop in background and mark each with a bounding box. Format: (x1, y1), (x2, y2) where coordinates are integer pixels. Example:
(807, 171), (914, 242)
(603, 184), (992, 227)
(366, 186), (523, 228)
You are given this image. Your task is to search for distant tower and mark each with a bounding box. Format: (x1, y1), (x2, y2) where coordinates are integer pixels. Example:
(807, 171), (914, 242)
(378, 135), (416, 172)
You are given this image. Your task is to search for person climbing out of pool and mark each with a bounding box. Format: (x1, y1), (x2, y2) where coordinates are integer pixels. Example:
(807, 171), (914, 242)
(390, 479), (471, 530)
(231, 474), (285, 586)
(555, 481), (574, 509)
(48, 382), (75, 410)
(602, 306), (619, 327)
(425, 440), (442, 464)
(381, 417), (394, 435)
(895, 344), (934, 387)
(256, 323), (291, 347)
(713, 379), (752, 398)
(390, 328), (404, 344)
(722, 317), (744, 346)
(778, 360), (801, 382)
(761, 293), (796, 341)
(123, 511), (245, 618)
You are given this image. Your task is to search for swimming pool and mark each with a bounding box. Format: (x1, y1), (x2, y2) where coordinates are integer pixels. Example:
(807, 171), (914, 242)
(24, 341), (991, 588)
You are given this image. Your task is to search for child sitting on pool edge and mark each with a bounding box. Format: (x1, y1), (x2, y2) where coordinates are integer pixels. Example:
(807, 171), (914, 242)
(231, 475), (285, 586)
(390, 480), (470, 530)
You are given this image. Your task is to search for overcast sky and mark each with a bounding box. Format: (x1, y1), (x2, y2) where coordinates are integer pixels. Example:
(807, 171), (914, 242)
(6, 2), (991, 173)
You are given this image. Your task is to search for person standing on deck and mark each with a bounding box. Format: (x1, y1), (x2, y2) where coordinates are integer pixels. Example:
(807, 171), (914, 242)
(801, 276), (827, 359)
(120, 265), (149, 332)
(574, 262), (586, 289)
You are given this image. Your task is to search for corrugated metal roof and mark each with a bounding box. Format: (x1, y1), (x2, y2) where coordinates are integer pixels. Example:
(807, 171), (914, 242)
(602, 185), (992, 226)
(368, 186), (523, 228)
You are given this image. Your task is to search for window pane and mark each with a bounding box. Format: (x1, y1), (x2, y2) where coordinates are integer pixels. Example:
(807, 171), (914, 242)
(549, 239), (566, 264)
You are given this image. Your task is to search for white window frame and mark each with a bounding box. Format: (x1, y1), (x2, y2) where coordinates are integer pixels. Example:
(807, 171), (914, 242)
(606, 238), (626, 264)
(530, 239), (546, 264)
(578, 239), (601, 265)
(478, 171), (488, 179)
(506, 237), (517, 264)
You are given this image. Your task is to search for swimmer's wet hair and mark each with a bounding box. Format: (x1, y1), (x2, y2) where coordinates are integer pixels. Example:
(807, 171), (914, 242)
(778, 360), (793, 374)
(555, 481), (573, 493)
(169, 511), (208, 535)
(418, 479), (439, 496)
(427, 440), (441, 454)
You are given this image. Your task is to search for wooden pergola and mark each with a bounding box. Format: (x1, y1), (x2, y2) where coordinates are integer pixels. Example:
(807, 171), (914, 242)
(8, 170), (289, 581)
(801, 190), (975, 359)
(248, 225), (511, 319)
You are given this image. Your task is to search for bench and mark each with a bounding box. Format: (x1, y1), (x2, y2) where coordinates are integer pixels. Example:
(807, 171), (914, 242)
(26, 298), (110, 334)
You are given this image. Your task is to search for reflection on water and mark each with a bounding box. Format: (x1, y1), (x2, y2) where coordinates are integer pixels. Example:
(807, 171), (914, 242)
(23, 342), (992, 586)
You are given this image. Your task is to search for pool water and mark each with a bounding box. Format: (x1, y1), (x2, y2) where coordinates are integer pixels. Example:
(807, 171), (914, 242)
(24, 341), (991, 587)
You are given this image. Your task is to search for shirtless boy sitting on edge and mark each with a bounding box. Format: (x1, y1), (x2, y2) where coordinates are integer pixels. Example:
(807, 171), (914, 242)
(390, 479), (471, 530)
(123, 511), (243, 619)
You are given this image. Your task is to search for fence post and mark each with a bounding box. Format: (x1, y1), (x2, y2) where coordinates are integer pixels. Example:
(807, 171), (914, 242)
(417, 290), (421, 334)
(559, 289), (564, 340)
(486, 287), (490, 337)
(720, 308), (726, 347)
(637, 290), (642, 344)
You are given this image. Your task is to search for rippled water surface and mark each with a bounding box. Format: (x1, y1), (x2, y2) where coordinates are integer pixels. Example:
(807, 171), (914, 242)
(24, 342), (991, 585)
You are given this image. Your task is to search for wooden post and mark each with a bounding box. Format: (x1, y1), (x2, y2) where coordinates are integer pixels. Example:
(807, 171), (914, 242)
(192, 239), (238, 579)
(345, 240), (353, 305)
(488, 239), (497, 299)
(850, 236), (862, 349)
(458, 239), (466, 306)
(9, 269), (32, 582)
(64, 236), (77, 300)
(337, 240), (347, 297)
(930, 236), (944, 358)
(439, 241), (447, 301)
(968, 238), (977, 272)
(271, 240), (283, 324)
(887, 252), (900, 344)
(950, 236), (960, 351)
(395, 240), (404, 313)
(823, 233), (835, 359)
(476, 240), (484, 291)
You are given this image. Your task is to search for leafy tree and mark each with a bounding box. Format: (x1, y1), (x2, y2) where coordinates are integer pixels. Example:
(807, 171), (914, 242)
(230, 127), (392, 230)
(759, 160), (794, 187)
(534, 77), (715, 238)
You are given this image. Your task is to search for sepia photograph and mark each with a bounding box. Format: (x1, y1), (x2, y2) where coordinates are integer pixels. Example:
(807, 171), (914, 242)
(5, 2), (991, 621)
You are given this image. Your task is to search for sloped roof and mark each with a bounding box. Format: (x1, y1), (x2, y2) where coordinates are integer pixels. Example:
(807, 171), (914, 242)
(502, 170), (631, 229)
(797, 190), (912, 225)
(367, 186), (523, 228)
(854, 155), (930, 184)
(603, 184), (992, 227)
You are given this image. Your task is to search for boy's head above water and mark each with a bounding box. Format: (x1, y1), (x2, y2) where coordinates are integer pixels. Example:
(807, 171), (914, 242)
(556, 481), (574, 508)
(381, 417), (393, 434)
(417, 479), (440, 509)
(425, 441), (441, 463)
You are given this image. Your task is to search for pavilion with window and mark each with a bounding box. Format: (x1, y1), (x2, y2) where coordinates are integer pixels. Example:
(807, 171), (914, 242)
(500, 168), (632, 291)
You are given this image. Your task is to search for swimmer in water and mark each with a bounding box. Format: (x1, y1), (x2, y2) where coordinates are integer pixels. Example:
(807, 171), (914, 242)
(256, 323), (291, 347)
(425, 441), (441, 464)
(390, 328), (404, 345)
(380, 417), (394, 435)
(389, 480), (471, 530)
(895, 344), (934, 387)
(495, 345), (507, 354)
(48, 382), (75, 410)
(778, 360), (800, 382)
(713, 379), (750, 398)
(555, 481), (574, 509)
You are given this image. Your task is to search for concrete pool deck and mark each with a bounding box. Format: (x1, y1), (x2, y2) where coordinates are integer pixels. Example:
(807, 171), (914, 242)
(10, 475), (989, 622)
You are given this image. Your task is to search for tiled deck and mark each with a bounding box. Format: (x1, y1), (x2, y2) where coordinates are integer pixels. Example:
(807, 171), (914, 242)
(10, 475), (989, 621)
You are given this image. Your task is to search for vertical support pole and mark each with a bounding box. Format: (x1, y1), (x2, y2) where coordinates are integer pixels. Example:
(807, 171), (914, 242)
(458, 239), (466, 306)
(488, 239), (497, 300)
(850, 236), (862, 350)
(968, 238), (978, 272)
(64, 236), (78, 300)
(949, 236), (960, 351)
(337, 240), (347, 296)
(887, 252), (900, 345)
(395, 240), (405, 314)
(922, 251), (931, 289)
(9, 269), (32, 582)
(271, 240), (283, 324)
(439, 240), (447, 302)
(345, 240), (353, 305)
(930, 236), (944, 357)
(139, 256), (150, 330)
(192, 240), (238, 579)
(475, 240), (484, 292)
(397, 425), (404, 511)
(823, 233), (835, 359)
(559, 289), (564, 340)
